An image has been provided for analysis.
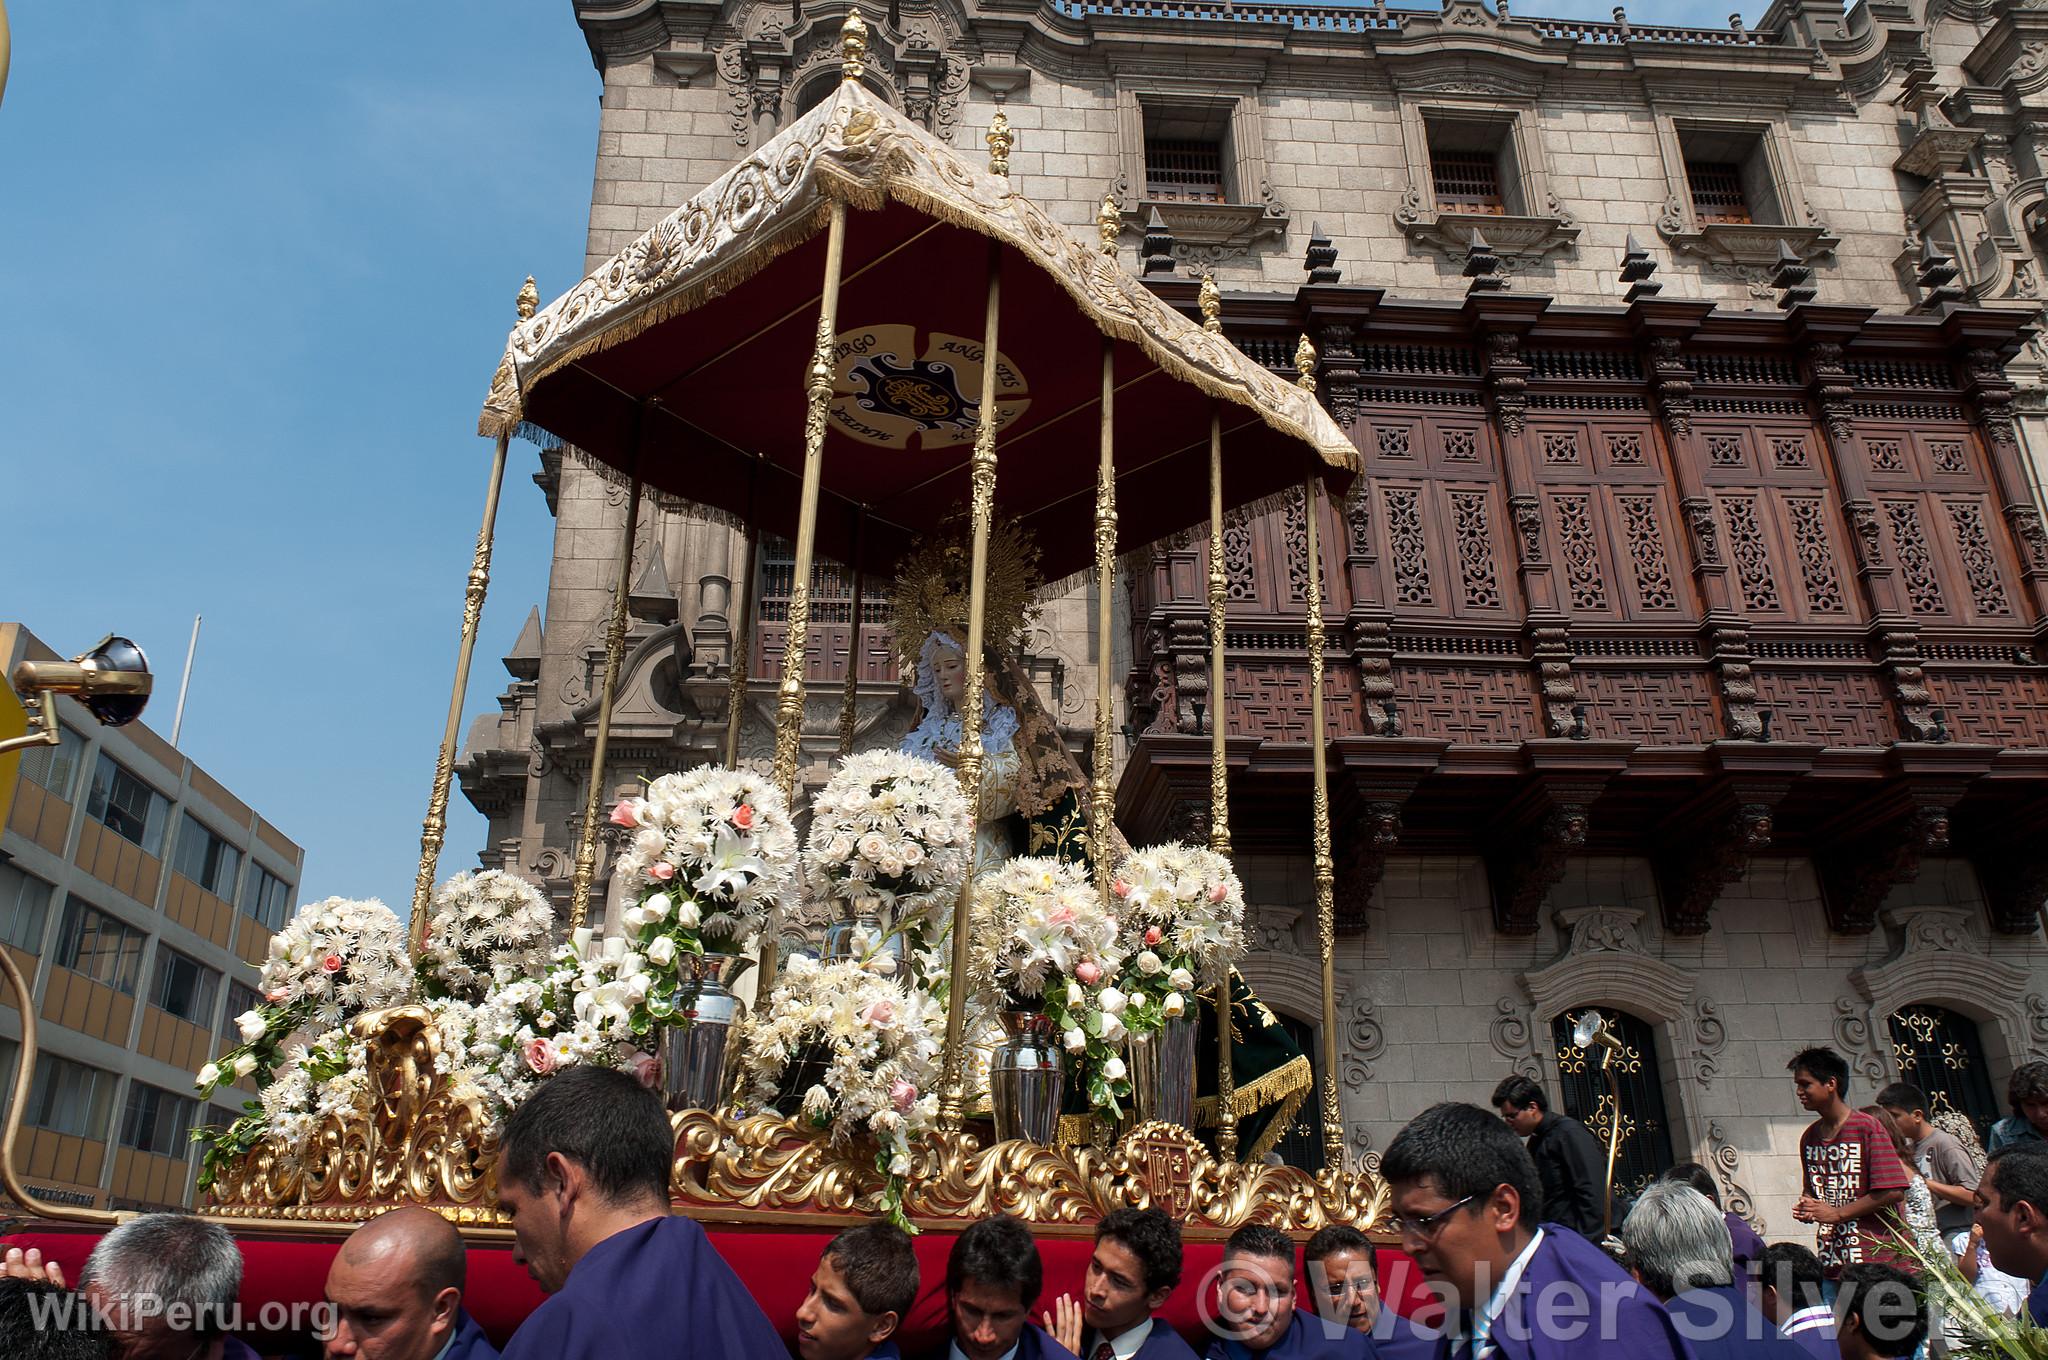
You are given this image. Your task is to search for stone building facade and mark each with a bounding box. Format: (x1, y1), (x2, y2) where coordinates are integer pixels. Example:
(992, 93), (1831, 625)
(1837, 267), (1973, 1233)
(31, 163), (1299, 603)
(461, 0), (2048, 1236)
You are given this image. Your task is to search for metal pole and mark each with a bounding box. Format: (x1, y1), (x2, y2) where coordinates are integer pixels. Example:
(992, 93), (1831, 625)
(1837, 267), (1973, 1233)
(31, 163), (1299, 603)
(724, 515), (759, 769)
(170, 614), (201, 747)
(1600, 1052), (1624, 1236)
(938, 242), (1004, 1130)
(1091, 343), (1117, 900)
(0, 1), (12, 112)
(568, 441), (644, 931)
(1200, 273), (1240, 1161)
(838, 511), (867, 758)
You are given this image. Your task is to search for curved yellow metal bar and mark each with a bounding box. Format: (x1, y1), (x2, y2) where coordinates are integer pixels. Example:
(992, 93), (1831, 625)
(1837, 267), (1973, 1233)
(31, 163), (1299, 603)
(0, 1), (12, 111)
(0, 948), (121, 1225)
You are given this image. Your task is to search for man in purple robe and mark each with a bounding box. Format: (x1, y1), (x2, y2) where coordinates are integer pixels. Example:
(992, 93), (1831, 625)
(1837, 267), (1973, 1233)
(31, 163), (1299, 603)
(323, 1205), (498, 1360)
(1381, 1102), (1692, 1360)
(1619, 1181), (1806, 1360)
(1752, 1244), (1834, 1360)
(1302, 1225), (1439, 1359)
(917, 1214), (1078, 1360)
(1042, 1208), (1199, 1359)
(796, 1221), (918, 1360)
(1201, 1224), (1375, 1359)
(1654, 1165), (1763, 1281)
(493, 1065), (784, 1359)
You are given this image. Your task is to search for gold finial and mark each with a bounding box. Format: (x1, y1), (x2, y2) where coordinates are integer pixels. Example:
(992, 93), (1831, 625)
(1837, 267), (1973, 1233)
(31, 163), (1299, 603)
(516, 276), (538, 321)
(1199, 271), (1223, 334)
(1294, 332), (1318, 392)
(987, 110), (1013, 178)
(842, 9), (868, 82)
(1098, 192), (1120, 256)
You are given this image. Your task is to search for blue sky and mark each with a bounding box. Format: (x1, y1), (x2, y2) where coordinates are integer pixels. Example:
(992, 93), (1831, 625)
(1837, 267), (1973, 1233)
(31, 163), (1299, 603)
(0, 0), (1735, 916)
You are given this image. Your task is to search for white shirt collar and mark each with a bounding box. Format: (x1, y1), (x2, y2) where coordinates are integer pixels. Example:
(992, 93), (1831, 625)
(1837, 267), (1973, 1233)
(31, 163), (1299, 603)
(1476, 1228), (1546, 1357)
(951, 1343), (1019, 1360)
(1781, 1304), (1835, 1336)
(1090, 1317), (1153, 1358)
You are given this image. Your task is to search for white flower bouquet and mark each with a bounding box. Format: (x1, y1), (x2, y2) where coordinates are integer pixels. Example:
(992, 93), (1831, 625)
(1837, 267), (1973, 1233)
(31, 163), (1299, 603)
(802, 750), (973, 931)
(417, 869), (557, 1003)
(1109, 843), (1246, 1037)
(736, 954), (941, 1227)
(195, 896), (411, 1104)
(968, 856), (1133, 1119)
(611, 767), (798, 952)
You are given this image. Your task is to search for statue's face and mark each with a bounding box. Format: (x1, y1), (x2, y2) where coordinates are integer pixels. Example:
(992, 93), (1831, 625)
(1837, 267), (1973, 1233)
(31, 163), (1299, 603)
(934, 649), (967, 706)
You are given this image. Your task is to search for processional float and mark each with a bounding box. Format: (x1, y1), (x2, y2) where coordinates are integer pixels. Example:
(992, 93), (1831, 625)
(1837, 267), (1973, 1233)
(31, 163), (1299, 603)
(0, 13), (1384, 1244)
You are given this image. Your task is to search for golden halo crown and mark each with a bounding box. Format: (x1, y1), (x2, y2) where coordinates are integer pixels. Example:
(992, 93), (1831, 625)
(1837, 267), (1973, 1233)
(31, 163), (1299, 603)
(890, 515), (1042, 670)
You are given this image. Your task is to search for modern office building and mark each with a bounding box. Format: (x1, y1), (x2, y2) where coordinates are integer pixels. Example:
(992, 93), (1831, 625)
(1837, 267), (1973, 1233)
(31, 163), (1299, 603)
(0, 623), (301, 1213)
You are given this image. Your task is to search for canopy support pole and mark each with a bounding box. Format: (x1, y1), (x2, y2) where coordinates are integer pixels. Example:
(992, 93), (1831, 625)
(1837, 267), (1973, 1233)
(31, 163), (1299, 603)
(1197, 274), (1240, 1162)
(724, 523), (759, 769)
(569, 425), (645, 931)
(761, 197), (850, 993)
(408, 430), (511, 952)
(1297, 332), (1344, 1172)
(1090, 342), (1116, 902)
(838, 509), (867, 758)
(939, 242), (1004, 1131)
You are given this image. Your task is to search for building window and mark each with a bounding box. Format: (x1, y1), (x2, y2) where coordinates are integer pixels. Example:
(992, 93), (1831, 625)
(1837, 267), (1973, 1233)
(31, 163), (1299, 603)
(171, 814), (241, 900)
(238, 867), (291, 932)
(55, 899), (146, 995)
(24, 1054), (116, 1140)
(118, 1082), (195, 1159)
(1142, 102), (1233, 204)
(220, 981), (260, 1055)
(0, 863), (53, 954)
(1432, 150), (1505, 215)
(17, 728), (85, 801)
(1424, 115), (1521, 215)
(1678, 126), (1781, 227)
(1889, 1005), (2000, 1143)
(1551, 1007), (1676, 1201)
(84, 754), (167, 856)
(150, 949), (220, 1027)
(1686, 161), (1751, 224)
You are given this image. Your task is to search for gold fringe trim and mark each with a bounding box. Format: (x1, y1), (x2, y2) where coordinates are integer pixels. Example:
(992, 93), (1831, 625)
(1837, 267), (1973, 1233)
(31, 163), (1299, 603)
(1192, 1053), (1315, 1125)
(1244, 1084), (1311, 1164)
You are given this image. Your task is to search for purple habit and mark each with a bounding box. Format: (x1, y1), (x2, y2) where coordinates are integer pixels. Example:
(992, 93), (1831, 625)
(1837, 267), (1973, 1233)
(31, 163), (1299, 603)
(1724, 1215), (1764, 1279)
(1661, 1287), (1808, 1360)
(222, 1339), (263, 1360)
(1204, 1310), (1375, 1357)
(1366, 1308), (1442, 1360)
(445, 1308), (501, 1360)
(1436, 1227), (1694, 1360)
(498, 1215), (783, 1360)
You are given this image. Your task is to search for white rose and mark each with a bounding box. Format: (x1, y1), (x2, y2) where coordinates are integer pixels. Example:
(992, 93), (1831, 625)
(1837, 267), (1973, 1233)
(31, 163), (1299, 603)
(1099, 1012), (1125, 1043)
(1136, 950), (1163, 976)
(196, 1063), (221, 1090)
(632, 828), (665, 858)
(235, 1010), (266, 1043)
(231, 1054), (258, 1079)
(1168, 968), (1194, 991)
(867, 953), (898, 977)
(1163, 991), (1186, 1019)
(646, 936), (677, 967)
(1066, 981), (1084, 1006)
(621, 905), (649, 931)
(675, 900), (702, 928)
(1098, 987), (1127, 1016)
(643, 893), (672, 921)
(603, 936), (626, 961)
(1104, 1055), (1127, 1081)
(1063, 1026), (1086, 1052)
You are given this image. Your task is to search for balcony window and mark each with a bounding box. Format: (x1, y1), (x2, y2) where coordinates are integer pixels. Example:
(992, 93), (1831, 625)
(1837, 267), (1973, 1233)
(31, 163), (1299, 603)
(150, 948), (220, 1026)
(1142, 101), (1233, 204)
(239, 867), (291, 932)
(55, 899), (145, 995)
(172, 814), (241, 899)
(85, 754), (167, 856)
(17, 728), (85, 800)
(1677, 125), (1782, 227)
(118, 1082), (196, 1159)
(0, 863), (53, 953)
(1431, 149), (1505, 215)
(1686, 161), (1752, 225)
(25, 1054), (115, 1140)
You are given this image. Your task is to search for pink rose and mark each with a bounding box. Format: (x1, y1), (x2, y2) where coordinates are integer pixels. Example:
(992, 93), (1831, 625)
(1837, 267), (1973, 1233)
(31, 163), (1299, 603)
(321, 954), (343, 974)
(265, 990), (287, 1004)
(1112, 878), (1131, 899)
(731, 803), (755, 829)
(863, 999), (896, 1027)
(610, 800), (640, 829)
(1143, 926), (1163, 947)
(629, 1053), (661, 1089)
(524, 1039), (557, 1075)
(1208, 882), (1230, 905)
(1074, 960), (1102, 985)
(890, 1079), (918, 1113)
(650, 861), (676, 881)
(1047, 904), (1078, 927)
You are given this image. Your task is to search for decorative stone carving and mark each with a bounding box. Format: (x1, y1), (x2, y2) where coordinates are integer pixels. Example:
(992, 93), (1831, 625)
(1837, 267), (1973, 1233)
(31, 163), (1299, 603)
(1489, 997), (1544, 1081)
(1657, 804), (1774, 936)
(1706, 1121), (1762, 1231)
(1339, 991), (1386, 1088)
(1974, 848), (2048, 936)
(2026, 993), (2048, 1058)
(1121, 201), (1290, 270)
(1832, 995), (1890, 1086)
(1692, 998), (1727, 1089)
(1333, 802), (1402, 933)
(1491, 806), (1590, 935)
(1649, 337), (1696, 438)
(1401, 211), (1579, 272)
(1483, 331), (1530, 437)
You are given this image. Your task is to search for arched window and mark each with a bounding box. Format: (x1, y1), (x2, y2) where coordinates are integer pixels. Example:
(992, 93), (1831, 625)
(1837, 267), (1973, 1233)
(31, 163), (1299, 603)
(1550, 1007), (1676, 1202)
(1888, 1005), (1999, 1142)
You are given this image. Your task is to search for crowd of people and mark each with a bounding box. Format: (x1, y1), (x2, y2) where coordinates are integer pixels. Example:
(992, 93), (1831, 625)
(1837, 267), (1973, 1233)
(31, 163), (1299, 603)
(1, 1049), (2046, 1360)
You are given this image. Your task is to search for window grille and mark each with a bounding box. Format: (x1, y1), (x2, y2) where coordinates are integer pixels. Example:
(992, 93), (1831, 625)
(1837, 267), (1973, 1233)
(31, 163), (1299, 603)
(1145, 138), (1226, 203)
(1433, 149), (1506, 214)
(1552, 1007), (1677, 1202)
(1686, 161), (1752, 224)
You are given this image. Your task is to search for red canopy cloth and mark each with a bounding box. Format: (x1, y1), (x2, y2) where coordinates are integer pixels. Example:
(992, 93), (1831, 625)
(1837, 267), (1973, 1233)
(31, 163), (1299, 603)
(476, 79), (1358, 584)
(3, 1225), (1442, 1353)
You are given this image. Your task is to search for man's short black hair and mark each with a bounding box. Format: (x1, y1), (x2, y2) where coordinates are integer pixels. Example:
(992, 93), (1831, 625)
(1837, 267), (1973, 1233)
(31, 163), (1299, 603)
(1382, 1102), (1545, 1225)
(1836, 1263), (1926, 1359)
(1303, 1225), (1376, 1280)
(1096, 1207), (1183, 1294)
(1874, 1082), (1926, 1114)
(2007, 1061), (2048, 1117)
(501, 1065), (674, 1206)
(948, 1214), (1044, 1309)
(1657, 1162), (1722, 1209)
(1223, 1223), (1297, 1272)
(1490, 1075), (1547, 1112)
(1756, 1242), (1825, 1313)
(1787, 1047), (1851, 1100)
(824, 1221), (919, 1320)
(1986, 1141), (2048, 1216)
(0, 1279), (110, 1360)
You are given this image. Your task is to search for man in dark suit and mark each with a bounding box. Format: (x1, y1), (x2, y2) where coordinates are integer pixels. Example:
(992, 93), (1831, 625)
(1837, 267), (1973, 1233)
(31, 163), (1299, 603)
(1042, 1208), (1197, 1359)
(924, 1215), (1078, 1360)
(1491, 1076), (1606, 1239)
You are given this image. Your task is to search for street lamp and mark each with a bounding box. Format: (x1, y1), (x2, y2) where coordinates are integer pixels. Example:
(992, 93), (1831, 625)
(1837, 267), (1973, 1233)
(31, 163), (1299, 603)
(2, 636), (154, 758)
(1571, 1009), (1627, 1236)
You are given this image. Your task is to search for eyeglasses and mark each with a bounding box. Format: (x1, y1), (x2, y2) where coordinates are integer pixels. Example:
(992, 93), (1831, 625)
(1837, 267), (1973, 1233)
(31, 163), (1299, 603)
(1390, 1194), (1477, 1239)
